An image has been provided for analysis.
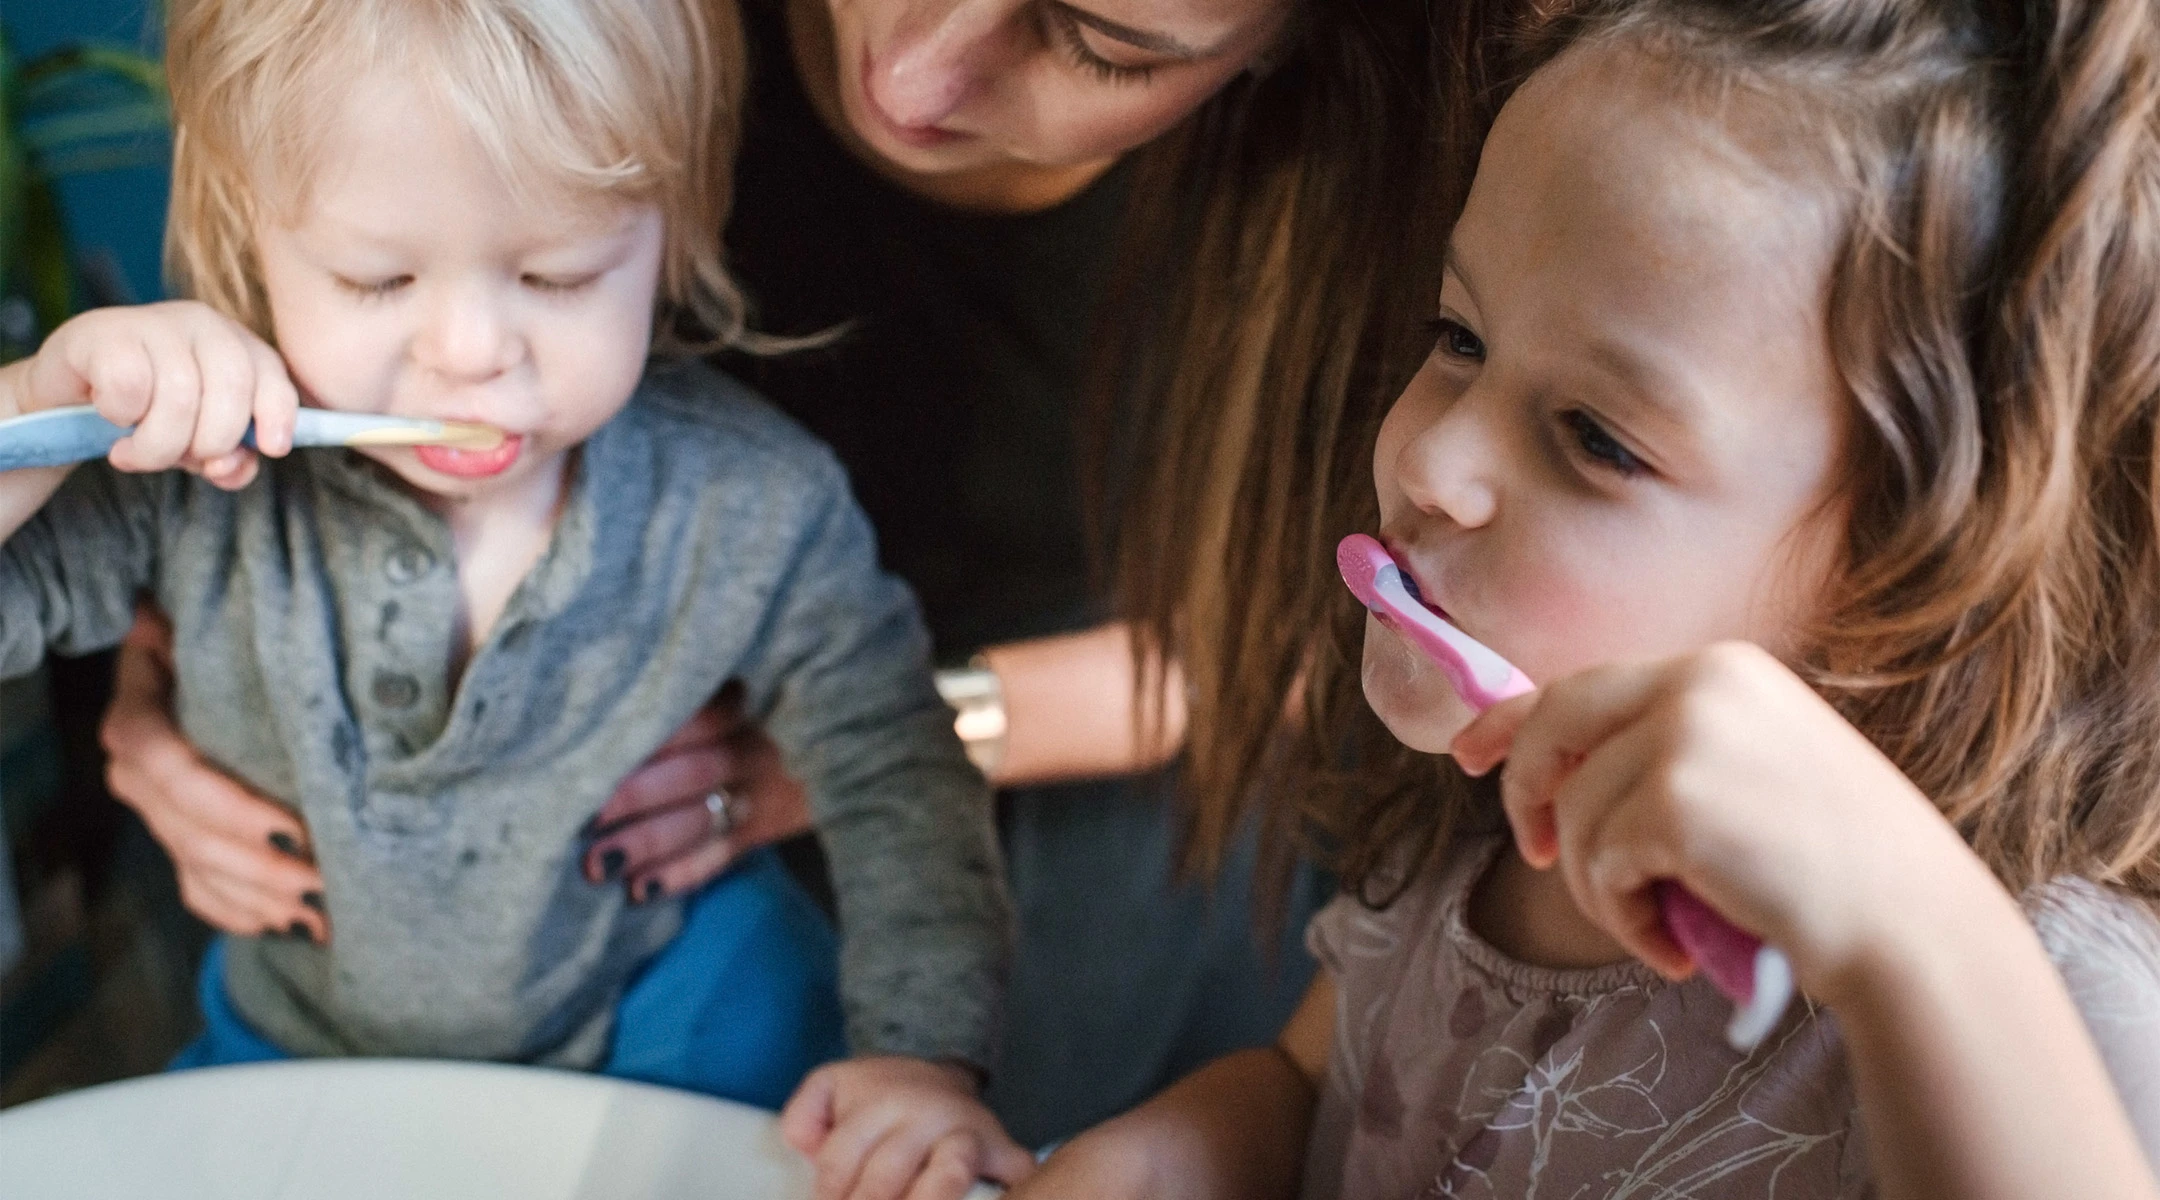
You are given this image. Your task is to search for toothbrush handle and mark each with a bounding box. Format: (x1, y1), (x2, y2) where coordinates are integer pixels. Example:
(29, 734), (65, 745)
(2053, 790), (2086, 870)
(1654, 881), (1794, 1051)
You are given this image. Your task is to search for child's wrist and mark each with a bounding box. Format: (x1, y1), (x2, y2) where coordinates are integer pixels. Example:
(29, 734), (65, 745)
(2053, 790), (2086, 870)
(1808, 852), (2024, 1015)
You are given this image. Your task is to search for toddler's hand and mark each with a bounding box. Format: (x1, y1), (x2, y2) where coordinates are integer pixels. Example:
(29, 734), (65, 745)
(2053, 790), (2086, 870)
(1451, 641), (1994, 1001)
(24, 301), (298, 490)
(780, 1056), (1033, 1200)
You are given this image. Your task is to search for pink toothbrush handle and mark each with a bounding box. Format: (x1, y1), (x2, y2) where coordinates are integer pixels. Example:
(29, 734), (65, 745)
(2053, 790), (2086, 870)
(1654, 881), (1793, 1050)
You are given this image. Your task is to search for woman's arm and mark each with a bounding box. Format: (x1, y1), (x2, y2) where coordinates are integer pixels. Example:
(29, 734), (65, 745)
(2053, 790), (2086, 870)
(1823, 869), (2159, 1200)
(1011, 974), (1333, 1200)
(974, 622), (1185, 788)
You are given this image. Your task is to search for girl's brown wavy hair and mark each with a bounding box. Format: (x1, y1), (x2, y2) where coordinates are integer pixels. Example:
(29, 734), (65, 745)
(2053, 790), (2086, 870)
(1287, 0), (2160, 906)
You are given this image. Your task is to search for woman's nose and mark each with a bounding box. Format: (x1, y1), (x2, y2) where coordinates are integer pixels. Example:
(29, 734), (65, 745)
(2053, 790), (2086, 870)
(869, 1), (1014, 128)
(1392, 395), (1501, 530)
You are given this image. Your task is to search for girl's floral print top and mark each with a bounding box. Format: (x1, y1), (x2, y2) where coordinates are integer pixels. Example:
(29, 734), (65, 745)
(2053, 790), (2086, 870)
(1302, 836), (2160, 1199)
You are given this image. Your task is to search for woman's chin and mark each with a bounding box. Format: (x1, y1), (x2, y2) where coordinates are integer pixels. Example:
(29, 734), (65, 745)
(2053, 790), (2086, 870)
(1360, 622), (1479, 754)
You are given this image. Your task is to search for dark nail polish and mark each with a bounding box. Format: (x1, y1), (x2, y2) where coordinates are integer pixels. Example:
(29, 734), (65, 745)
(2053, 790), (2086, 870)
(600, 847), (627, 881)
(269, 831), (303, 857)
(578, 813), (602, 838)
(641, 878), (663, 902)
(301, 891), (326, 913)
(288, 920), (311, 941)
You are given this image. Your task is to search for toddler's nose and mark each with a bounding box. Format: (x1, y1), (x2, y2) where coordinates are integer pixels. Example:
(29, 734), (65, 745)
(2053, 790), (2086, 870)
(415, 288), (520, 384)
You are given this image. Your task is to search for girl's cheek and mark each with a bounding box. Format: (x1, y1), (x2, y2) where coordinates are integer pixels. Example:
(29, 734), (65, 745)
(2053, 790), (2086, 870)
(1359, 614), (1479, 753)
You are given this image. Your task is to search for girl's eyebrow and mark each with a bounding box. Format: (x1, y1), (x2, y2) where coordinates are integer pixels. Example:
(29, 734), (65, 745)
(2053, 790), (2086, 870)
(1050, 1), (1217, 58)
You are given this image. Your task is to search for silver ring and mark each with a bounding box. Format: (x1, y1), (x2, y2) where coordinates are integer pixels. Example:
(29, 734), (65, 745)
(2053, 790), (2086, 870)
(703, 789), (742, 839)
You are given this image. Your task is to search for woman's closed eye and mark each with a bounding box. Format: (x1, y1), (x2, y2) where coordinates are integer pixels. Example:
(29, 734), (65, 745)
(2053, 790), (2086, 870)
(1043, 6), (1162, 84)
(1559, 409), (1648, 477)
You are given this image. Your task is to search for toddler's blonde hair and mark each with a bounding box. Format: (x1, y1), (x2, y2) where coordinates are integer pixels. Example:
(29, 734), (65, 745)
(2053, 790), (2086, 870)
(165, 0), (749, 351)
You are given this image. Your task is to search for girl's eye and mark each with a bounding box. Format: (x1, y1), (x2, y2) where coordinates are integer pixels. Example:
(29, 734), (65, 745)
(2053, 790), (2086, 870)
(1427, 317), (1486, 362)
(1043, 7), (1160, 84)
(523, 273), (596, 295)
(1559, 409), (1647, 476)
(336, 275), (411, 299)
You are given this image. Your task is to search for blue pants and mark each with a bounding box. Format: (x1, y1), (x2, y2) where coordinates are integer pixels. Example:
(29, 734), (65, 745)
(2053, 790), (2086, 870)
(169, 848), (847, 1110)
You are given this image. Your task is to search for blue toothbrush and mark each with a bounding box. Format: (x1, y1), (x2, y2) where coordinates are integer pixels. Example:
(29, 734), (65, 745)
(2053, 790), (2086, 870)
(0, 406), (502, 472)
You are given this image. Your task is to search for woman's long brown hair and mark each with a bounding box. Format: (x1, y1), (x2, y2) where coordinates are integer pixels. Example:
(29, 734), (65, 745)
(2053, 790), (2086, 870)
(1213, 0), (2160, 907)
(1091, 0), (1539, 904)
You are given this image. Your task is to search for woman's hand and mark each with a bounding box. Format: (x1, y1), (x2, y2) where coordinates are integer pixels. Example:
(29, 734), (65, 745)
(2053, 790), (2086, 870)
(580, 683), (814, 903)
(101, 606), (328, 942)
(1450, 641), (1990, 999)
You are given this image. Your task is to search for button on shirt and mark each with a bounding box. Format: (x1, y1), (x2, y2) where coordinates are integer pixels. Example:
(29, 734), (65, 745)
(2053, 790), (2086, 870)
(0, 361), (1010, 1069)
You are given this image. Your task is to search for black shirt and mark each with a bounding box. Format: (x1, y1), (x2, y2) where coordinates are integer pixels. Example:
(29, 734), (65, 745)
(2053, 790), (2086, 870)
(720, 0), (1130, 657)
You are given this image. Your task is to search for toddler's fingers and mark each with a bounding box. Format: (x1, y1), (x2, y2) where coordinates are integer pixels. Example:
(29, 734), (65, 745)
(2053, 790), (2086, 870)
(975, 1130), (1036, 1186)
(1450, 689), (1537, 776)
(779, 1068), (841, 1157)
(79, 334), (156, 431)
(112, 323), (206, 470)
(199, 450), (261, 492)
(902, 1133), (984, 1200)
(851, 1127), (943, 1200)
(816, 1106), (909, 1200)
(248, 338), (299, 457)
(186, 329), (257, 463)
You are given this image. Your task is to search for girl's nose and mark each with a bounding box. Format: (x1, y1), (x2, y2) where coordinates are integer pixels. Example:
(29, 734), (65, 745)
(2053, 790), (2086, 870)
(1392, 394), (1501, 530)
(414, 286), (519, 384)
(868, 1), (1014, 129)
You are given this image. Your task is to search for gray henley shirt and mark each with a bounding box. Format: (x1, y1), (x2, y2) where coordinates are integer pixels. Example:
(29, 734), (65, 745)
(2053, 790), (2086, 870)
(0, 359), (1010, 1070)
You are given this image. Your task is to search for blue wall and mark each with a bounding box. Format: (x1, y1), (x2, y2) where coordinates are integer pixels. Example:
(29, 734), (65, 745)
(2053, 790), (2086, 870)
(4, 0), (170, 306)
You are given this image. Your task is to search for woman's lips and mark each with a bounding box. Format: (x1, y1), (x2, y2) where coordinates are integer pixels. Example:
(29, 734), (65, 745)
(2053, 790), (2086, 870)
(416, 434), (523, 478)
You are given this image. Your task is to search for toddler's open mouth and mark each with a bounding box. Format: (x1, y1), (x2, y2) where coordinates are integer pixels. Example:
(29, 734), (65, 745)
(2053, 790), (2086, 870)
(416, 433), (523, 478)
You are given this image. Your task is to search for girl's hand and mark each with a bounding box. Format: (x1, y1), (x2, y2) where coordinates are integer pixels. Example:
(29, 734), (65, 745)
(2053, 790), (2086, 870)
(101, 605), (329, 942)
(779, 1056), (1035, 1200)
(24, 301), (297, 490)
(580, 683), (814, 904)
(1451, 641), (1990, 1000)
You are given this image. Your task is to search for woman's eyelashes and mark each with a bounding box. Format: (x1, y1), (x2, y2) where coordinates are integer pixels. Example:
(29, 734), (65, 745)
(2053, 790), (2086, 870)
(1043, 6), (1161, 84)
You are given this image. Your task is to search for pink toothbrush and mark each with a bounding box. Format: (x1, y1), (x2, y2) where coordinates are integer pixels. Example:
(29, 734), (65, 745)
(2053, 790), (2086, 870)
(1337, 533), (1794, 1051)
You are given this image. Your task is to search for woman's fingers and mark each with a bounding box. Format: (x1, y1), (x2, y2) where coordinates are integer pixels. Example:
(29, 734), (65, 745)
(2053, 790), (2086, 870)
(585, 798), (711, 888)
(627, 830), (740, 905)
(591, 745), (733, 829)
